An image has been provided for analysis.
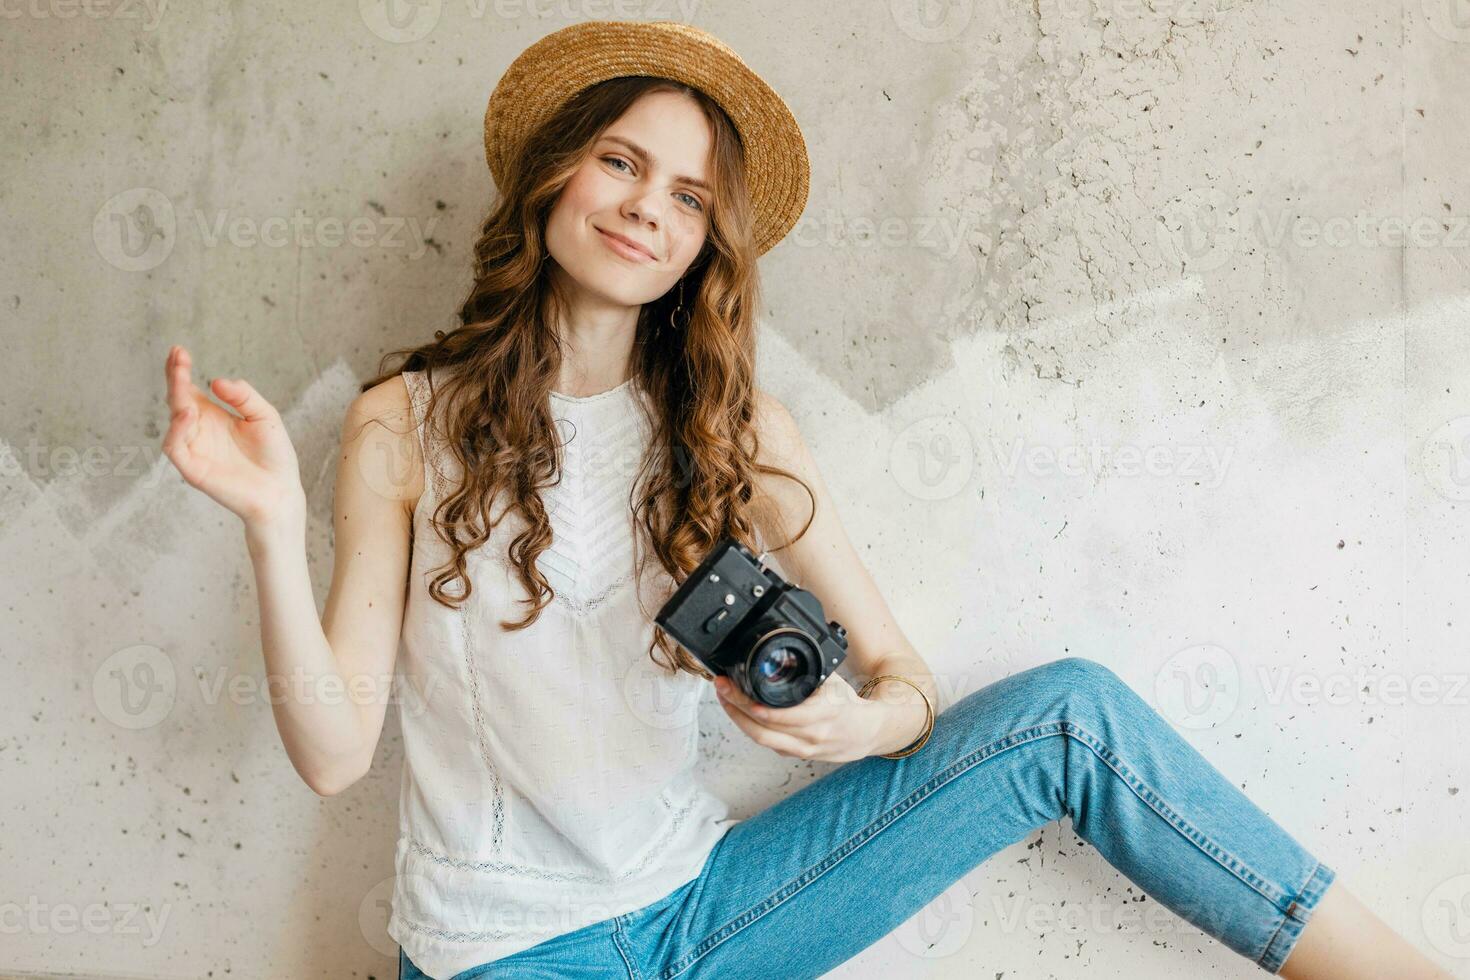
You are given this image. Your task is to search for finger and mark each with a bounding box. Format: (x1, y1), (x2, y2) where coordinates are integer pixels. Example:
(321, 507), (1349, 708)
(718, 697), (812, 759)
(166, 344), (201, 416)
(716, 679), (827, 732)
(211, 377), (277, 423)
(162, 402), (203, 484)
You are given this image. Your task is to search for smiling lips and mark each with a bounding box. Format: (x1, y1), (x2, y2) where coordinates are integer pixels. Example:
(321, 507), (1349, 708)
(596, 226), (657, 263)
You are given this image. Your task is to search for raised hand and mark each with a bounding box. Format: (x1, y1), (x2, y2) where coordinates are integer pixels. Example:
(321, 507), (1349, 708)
(161, 344), (305, 531)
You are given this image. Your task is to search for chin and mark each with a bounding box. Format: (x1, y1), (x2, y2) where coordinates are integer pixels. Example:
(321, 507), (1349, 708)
(570, 255), (662, 307)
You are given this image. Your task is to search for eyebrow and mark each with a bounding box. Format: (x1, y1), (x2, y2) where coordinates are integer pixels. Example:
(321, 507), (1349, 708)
(600, 135), (712, 193)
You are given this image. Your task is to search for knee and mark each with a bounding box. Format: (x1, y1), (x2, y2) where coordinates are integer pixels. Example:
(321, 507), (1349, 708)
(945, 656), (1131, 725)
(1015, 655), (1128, 707)
(1050, 655), (1122, 686)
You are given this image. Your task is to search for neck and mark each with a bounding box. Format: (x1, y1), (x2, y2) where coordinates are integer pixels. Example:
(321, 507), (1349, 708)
(548, 277), (640, 397)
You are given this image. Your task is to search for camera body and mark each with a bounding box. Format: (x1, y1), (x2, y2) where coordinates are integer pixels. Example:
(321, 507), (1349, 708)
(654, 535), (849, 707)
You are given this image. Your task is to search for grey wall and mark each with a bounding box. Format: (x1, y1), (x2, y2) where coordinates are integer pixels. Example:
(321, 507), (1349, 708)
(3, 1), (1468, 977)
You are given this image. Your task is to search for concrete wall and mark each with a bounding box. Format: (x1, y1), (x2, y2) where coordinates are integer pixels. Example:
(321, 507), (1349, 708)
(2, 1), (1467, 977)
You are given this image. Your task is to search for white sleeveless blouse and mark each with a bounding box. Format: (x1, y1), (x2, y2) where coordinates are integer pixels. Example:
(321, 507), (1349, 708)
(387, 368), (741, 979)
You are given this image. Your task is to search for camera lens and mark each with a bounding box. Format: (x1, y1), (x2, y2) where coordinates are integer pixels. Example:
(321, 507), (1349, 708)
(757, 645), (801, 683)
(746, 629), (821, 707)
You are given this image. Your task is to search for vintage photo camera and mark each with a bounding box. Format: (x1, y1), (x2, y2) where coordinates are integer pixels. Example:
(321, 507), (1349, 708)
(655, 536), (849, 707)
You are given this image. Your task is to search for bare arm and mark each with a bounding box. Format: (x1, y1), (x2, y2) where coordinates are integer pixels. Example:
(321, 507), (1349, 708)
(246, 378), (419, 795)
(162, 345), (419, 796)
(748, 390), (938, 756)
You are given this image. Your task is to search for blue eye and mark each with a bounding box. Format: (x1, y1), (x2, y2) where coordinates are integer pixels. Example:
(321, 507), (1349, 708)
(603, 155), (704, 212)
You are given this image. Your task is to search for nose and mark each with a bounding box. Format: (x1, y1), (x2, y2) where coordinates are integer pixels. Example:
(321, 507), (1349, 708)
(620, 187), (667, 232)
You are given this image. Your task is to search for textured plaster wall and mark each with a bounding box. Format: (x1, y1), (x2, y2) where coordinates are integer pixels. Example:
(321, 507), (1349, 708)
(2, 1), (1467, 978)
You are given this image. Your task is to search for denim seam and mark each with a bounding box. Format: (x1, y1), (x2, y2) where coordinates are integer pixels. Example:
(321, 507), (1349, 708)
(1053, 720), (1297, 912)
(1255, 859), (1334, 972)
(611, 914), (642, 980)
(658, 718), (1299, 979)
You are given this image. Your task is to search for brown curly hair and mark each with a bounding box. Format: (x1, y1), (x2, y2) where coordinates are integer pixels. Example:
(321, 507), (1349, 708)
(360, 75), (814, 679)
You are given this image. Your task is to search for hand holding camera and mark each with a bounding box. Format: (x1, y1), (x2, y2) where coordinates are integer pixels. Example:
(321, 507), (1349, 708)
(656, 536), (895, 762)
(654, 535), (850, 707)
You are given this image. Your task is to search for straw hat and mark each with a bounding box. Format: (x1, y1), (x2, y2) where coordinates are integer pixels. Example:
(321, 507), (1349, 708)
(483, 20), (809, 257)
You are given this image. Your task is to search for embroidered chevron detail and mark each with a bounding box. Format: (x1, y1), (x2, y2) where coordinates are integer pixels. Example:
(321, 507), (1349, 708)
(539, 398), (647, 617)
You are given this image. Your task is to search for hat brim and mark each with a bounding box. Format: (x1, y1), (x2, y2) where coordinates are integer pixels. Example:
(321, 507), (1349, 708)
(484, 20), (809, 258)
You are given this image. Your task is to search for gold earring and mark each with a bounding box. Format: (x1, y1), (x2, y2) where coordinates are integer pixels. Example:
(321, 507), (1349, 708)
(669, 278), (686, 331)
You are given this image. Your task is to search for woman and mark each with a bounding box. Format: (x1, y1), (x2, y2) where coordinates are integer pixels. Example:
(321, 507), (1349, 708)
(161, 20), (1450, 980)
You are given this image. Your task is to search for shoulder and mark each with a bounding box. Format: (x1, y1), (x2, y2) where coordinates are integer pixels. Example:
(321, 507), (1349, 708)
(345, 373), (418, 445)
(341, 373), (424, 518)
(750, 387), (807, 466)
(355, 372), (416, 420)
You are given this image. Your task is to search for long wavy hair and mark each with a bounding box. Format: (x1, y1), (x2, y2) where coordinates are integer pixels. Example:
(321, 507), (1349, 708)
(360, 75), (814, 679)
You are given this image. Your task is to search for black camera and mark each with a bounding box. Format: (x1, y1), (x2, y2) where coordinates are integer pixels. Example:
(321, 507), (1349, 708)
(654, 536), (849, 707)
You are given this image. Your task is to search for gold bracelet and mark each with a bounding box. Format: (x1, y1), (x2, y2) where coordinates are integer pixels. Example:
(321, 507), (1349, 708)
(858, 673), (934, 759)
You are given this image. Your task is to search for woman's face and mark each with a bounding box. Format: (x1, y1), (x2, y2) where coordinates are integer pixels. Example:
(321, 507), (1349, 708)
(545, 89), (713, 310)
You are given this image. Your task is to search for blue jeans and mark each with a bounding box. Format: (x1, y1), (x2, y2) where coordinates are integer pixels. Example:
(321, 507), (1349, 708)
(400, 656), (1336, 978)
